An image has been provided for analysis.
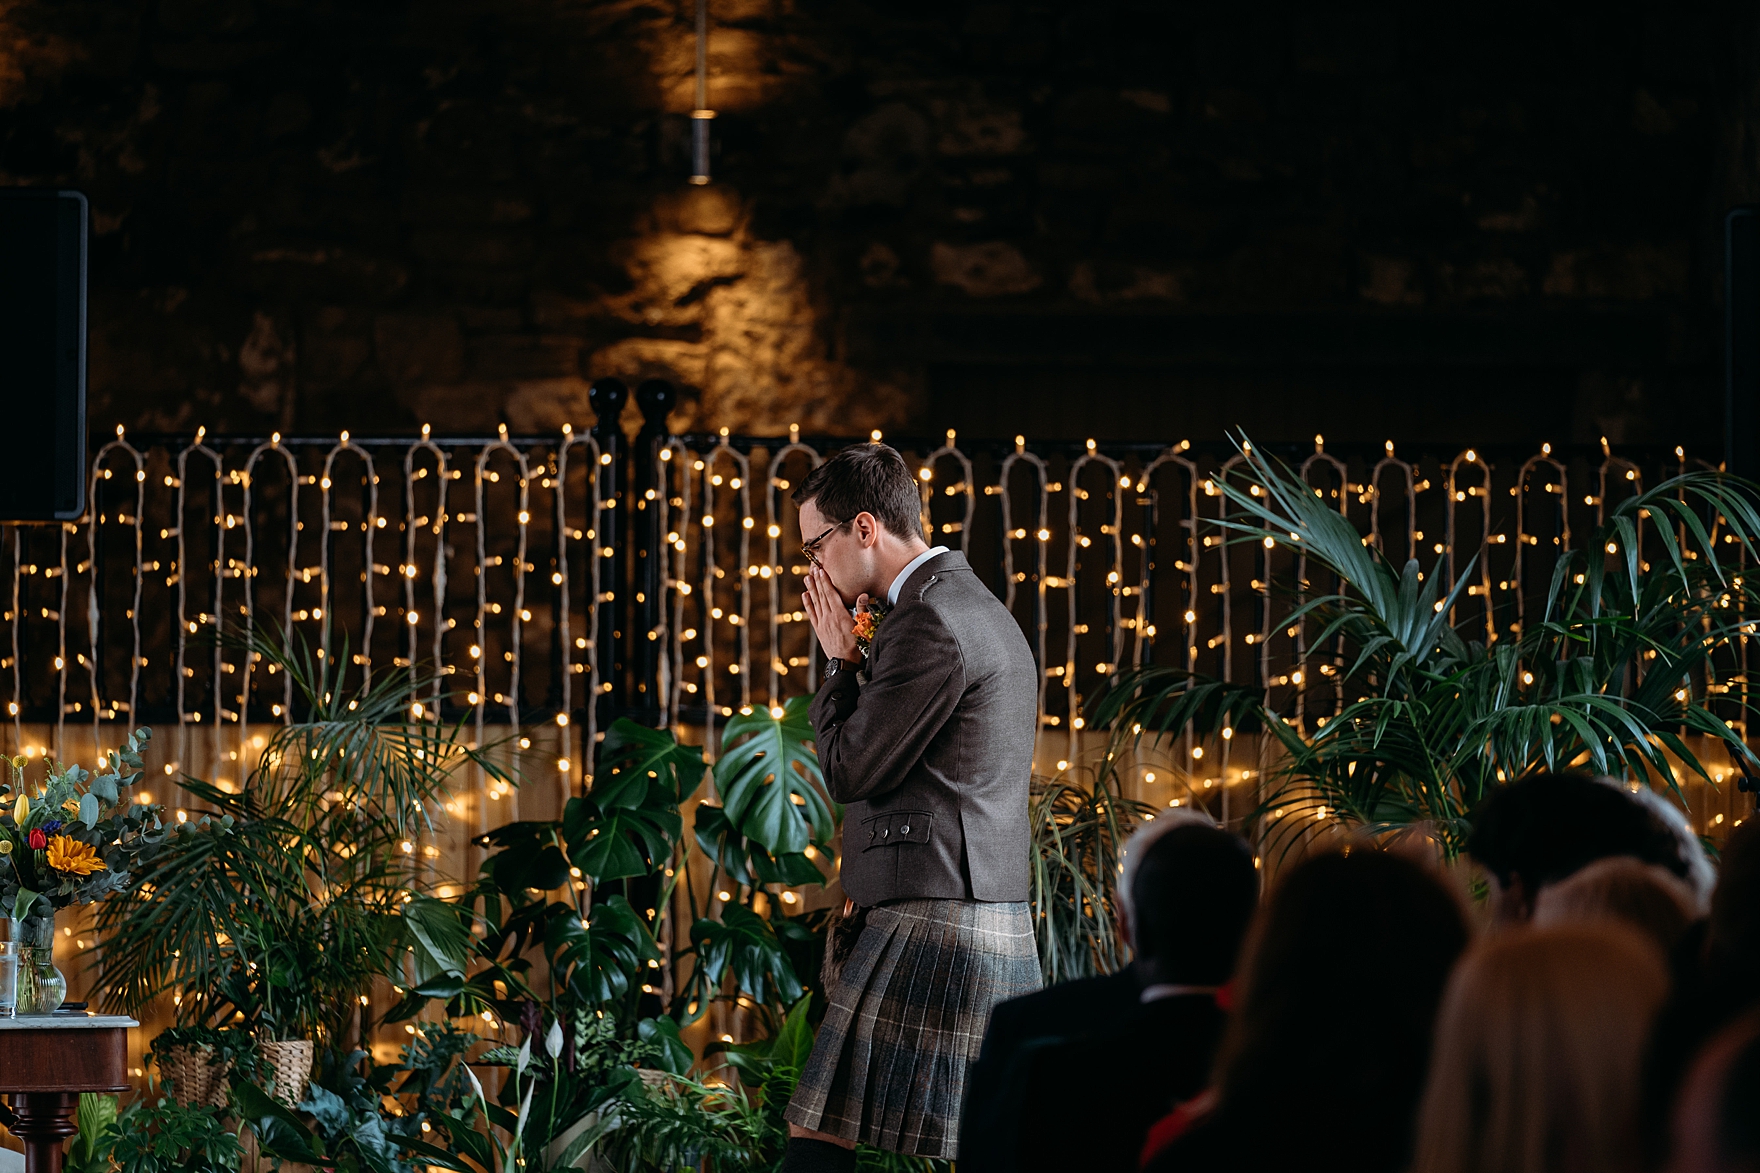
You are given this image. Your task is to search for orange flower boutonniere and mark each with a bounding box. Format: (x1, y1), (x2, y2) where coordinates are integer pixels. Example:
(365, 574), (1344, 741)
(852, 601), (889, 658)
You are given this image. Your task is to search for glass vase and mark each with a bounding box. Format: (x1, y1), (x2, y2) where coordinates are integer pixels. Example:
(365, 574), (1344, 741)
(10, 910), (64, 1015)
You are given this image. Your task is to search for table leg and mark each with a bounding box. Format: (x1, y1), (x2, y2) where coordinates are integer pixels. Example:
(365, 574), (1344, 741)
(6, 1093), (78, 1173)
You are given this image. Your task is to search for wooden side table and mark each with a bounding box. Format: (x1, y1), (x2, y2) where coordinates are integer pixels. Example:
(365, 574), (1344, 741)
(0, 1016), (136, 1173)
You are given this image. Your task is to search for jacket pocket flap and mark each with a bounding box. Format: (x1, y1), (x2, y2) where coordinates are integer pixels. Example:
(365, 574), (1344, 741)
(860, 810), (932, 850)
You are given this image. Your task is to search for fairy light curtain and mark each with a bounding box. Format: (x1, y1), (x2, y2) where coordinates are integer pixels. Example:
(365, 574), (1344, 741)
(0, 430), (1743, 829)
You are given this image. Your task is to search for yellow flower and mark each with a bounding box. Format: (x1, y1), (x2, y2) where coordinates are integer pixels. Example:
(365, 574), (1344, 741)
(14, 794), (27, 825)
(61, 799), (81, 816)
(45, 835), (103, 877)
(9, 756), (23, 770)
(0, 840), (11, 855)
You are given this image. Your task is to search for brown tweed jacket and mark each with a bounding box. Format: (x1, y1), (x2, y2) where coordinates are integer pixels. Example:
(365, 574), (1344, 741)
(810, 549), (1037, 906)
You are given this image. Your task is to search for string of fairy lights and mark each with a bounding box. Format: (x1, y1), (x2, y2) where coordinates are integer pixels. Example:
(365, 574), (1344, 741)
(1, 427), (614, 872)
(0, 430), (1742, 835)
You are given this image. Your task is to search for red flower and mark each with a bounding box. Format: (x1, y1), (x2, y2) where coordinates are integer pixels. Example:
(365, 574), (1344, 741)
(26, 828), (45, 850)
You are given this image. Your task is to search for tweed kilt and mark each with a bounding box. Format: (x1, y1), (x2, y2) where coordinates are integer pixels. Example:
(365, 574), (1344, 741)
(785, 898), (1041, 1158)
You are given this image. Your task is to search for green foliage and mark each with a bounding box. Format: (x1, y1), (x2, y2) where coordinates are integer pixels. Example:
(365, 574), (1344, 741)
(717, 698), (836, 856)
(1093, 436), (1760, 857)
(66, 1093), (119, 1173)
(694, 697), (834, 891)
(687, 904), (805, 1009)
(566, 720), (705, 883)
(100, 683), (995, 1173)
(96, 626), (497, 1041)
(1028, 767), (1153, 985)
(105, 1087), (242, 1173)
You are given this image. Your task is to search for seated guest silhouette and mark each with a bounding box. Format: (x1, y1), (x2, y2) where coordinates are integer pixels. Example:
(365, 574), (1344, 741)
(1142, 849), (1469, 1173)
(959, 813), (1257, 1171)
(1466, 773), (1704, 926)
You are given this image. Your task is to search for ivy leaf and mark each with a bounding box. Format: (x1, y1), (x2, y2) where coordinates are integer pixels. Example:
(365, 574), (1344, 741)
(690, 904), (803, 1006)
(550, 894), (659, 1004)
(715, 697), (833, 856)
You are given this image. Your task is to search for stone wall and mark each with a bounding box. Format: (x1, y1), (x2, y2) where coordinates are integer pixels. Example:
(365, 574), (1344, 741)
(0, 0), (1753, 444)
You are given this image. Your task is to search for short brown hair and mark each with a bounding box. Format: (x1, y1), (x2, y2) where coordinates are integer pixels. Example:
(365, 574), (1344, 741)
(792, 443), (924, 541)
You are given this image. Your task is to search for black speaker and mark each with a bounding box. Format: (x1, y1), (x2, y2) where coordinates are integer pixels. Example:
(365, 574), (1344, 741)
(1728, 207), (1760, 481)
(0, 189), (86, 522)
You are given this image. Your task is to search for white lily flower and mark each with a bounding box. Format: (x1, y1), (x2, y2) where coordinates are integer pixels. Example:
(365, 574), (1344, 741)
(545, 1018), (564, 1059)
(516, 1036), (531, 1076)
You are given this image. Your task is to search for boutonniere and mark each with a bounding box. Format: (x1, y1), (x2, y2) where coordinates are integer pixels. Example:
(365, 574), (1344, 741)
(852, 601), (889, 658)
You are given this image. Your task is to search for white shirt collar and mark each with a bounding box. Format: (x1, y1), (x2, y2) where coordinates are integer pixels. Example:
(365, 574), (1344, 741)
(888, 545), (949, 606)
(1139, 983), (1221, 1004)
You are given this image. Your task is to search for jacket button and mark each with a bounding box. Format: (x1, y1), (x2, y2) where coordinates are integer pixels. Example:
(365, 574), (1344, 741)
(900, 825), (910, 835)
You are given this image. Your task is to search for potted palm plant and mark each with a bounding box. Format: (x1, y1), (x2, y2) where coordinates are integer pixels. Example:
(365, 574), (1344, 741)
(96, 629), (496, 1105)
(1093, 437), (1760, 858)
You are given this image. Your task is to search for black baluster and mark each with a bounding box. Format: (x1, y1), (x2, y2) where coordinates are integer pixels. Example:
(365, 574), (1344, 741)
(589, 379), (628, 734)
(634, 380), (676, 727)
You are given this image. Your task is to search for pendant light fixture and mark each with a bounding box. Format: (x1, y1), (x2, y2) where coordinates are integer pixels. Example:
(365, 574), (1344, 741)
(689, 0), (714, 184)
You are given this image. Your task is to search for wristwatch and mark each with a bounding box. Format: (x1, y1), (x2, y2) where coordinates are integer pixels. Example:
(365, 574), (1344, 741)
(824, 657), (845, 682)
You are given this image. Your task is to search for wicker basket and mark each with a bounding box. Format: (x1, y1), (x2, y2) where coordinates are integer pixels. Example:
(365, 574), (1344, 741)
(160, 1044), (231, 1109)
(259, 1039), (314, 1108)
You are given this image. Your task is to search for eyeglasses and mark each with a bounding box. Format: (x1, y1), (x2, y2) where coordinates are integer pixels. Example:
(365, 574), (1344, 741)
(802, 521), (845, 569)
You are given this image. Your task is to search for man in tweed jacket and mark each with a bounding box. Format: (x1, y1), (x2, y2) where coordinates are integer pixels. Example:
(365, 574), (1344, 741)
(781, 442), (1042, 1172)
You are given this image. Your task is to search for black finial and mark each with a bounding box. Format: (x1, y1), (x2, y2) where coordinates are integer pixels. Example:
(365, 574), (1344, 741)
(589, 378), (629, 440)
(635, 379), (676, 434)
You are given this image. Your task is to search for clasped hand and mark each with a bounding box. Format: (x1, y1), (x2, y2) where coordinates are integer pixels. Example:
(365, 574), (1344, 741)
(803, 567), (862, 662)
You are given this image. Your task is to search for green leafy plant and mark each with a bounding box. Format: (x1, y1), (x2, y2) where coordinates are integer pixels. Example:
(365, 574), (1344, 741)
(66, 1093), (120, 1173)
(104, 1086), (242, 1173)
(96, 627), (502, 1043)
(1028, 767), (1153, 985)
(1093, 436), (1760, 857)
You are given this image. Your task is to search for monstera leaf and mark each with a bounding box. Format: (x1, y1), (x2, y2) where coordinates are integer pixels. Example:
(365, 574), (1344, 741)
(477, 821), (573, 893)
(636, 1015), (695, 1076)
(690, 904), (803, 1007)
(549, 894), (660, 1004)
(564, 721), (706, 883)
(399, 895), (472, 995)
(598, 718), (708, 805)
(715, 697), (833, 855)
(564, 795), (677, 884)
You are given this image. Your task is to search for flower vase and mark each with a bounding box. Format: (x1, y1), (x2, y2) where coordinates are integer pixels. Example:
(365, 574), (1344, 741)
(10, 911), (64, 1015)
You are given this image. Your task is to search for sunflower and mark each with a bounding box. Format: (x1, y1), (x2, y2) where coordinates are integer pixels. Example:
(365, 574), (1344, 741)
(45, 835), (104, 877)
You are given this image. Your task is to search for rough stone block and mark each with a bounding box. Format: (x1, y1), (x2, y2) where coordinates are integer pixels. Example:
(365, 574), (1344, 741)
(374, 313), (464, 386)
(930, 241), (1040, 297)
(468, 334), (583, 381)
(503, 377), (596, 434)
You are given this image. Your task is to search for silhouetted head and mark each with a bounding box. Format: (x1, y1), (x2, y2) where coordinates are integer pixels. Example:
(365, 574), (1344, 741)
(1209, 848), (1469, 1172)
(1466, 773), (1689, 922)
(1122, 817), (1258, 986)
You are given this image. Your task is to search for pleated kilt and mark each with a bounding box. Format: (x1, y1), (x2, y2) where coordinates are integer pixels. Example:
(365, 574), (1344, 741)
(784, 898), (1042, 1158)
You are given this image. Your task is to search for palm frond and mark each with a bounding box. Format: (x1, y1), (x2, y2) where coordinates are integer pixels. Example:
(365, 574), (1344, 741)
(1090, 434), (1760, 859)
